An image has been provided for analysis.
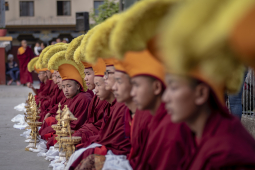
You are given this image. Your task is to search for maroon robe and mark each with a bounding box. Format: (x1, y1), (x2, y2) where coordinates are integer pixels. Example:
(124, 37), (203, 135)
(38, 89), (65, 122)
(128, 110), (153, 168)
(180, 92), (255, 170)
(35, 79), (54, 105)
(70, 100), (131, 170)
(17, 46), (33, 84)
(135, 103), (192, 170)
(40, 84), (60, 112)
(72, 95), (109, 141)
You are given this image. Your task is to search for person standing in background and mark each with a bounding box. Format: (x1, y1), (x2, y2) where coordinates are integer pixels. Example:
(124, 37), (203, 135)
(34, 42), (41, 56)
(6, 54), (20, 86)
(17, 40), (34, 87)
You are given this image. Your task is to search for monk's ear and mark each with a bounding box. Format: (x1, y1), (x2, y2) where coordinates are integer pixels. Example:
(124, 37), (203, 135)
(152, 80), (163, 96)
(76, 82), (81, 91)
(194, 84), (210, 105)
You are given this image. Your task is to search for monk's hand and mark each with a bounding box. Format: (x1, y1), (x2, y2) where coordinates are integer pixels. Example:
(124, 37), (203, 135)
(27, 82), (32, 88)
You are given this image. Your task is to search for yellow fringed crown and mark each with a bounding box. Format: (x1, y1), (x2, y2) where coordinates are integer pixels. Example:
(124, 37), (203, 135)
(110, 0), (179, 60)
(86, 14), (121, 63)
(28, 57), (39, 72)
(80, 24), (100, 63)
(73, 46), (83, 64)
(159, 0), (250, 102)
(37, 43), (65, 69)
(65, 35), (84, 60)
(48, 51), (87, 92)
(42, 44), (69, 68)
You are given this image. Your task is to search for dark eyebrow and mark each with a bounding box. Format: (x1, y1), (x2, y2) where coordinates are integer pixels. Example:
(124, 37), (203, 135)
(115, 78), (121, 81)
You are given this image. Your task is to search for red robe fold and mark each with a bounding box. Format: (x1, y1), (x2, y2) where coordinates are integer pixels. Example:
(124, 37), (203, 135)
(17, 46), (33, 84)
(70, 100), (131, 170)
(40, 84), (59, 111)
(35, 79), (54, 105)
(72, 95), (109, 141)
(136, 103), (193, 170)
(128, 110), (153, 168)
(180, 93), (255, 170)
(38, 89), (65, 122)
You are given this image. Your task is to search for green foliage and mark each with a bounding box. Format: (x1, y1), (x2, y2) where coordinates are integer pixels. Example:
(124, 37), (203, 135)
(90, 0), (119, 28)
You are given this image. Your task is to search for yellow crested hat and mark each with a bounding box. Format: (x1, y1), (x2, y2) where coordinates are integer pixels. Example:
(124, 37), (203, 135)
(37, 43), (66, 69)
(28, 57), (48, 73)
(110, 0), (179, 60)
(159, 0), (249, 103)
(79, 25), (100, 63)
(85, 14), (121, 63)
(48, 51), (87, 92)
(65, 35), (84, 60)
(92, 58), (106, 77)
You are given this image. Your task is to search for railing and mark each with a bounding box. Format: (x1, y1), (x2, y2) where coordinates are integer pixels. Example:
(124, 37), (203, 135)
(242, 69), (254, 116)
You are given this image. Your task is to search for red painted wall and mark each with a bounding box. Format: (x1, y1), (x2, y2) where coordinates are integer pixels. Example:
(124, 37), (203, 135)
(0, 48), (6, 84)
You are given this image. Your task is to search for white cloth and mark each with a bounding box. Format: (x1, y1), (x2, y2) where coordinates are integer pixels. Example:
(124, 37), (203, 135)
(14, 103), (26, 112)
(49, 158), (66, 170)
(13, 123), (28, 130)
(20, 129), (31, 138)
(11, 114), (25, 123)
(29, 140), (47, 153)
(64, 143), (102, 170)
(102, 150), (132, 170)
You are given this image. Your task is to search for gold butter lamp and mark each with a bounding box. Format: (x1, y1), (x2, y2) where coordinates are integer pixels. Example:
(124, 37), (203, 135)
(52, 105), (81, 163)
(24, 93), (42, 151)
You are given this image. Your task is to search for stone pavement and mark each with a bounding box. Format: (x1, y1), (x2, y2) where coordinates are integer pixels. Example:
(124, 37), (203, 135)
(0, 84), (50, 170)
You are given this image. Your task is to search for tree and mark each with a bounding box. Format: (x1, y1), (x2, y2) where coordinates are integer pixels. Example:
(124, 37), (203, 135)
(90, 0), (119, 28)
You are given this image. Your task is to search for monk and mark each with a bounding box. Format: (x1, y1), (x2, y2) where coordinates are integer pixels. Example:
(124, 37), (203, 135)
(72, 59), (109, 141)
(163, 75), (255, 170)
(38, 71), (65, 122)
(17, 40), (33, 86)
(159, 0), (255, 168)
(68, 59), (131, 170)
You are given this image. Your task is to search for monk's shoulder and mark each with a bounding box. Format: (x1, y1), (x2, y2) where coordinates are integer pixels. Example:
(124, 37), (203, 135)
(77, 92), (93, 102)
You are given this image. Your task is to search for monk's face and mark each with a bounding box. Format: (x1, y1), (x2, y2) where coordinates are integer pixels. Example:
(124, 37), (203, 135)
(162, 74), (209, 123)
(112, 71), (132, 103)
(21, 40), (27, 48)
(38, 71), (47, 82)
(62, 80), (80, 98)
(94, 77), (112, 100)
(131, 76), (158, 111)
(84, 68), (95, 90)
(46, 70), (52, 79)
(103, 66), (115, 91)
(55, 72), (63, 89)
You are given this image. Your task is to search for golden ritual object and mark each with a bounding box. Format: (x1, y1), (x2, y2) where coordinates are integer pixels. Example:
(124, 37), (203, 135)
(24, 93), (42, 151)
(52, 105), (81, 163)
(52, 103), (63, 150)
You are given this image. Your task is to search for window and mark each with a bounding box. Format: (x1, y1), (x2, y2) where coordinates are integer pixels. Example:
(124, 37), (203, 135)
(5, 2), (9, 11)
(20, 1), (34, 16)
(57, 1), (71, 16)
(94, 1), (104, 15)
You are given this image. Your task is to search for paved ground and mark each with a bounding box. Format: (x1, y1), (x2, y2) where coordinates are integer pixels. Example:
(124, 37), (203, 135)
(0, 84), (51, 170)
(0, 84), (254, 170)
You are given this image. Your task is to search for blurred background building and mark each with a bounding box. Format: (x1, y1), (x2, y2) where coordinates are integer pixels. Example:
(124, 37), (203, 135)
(5, 0), (105, 45)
